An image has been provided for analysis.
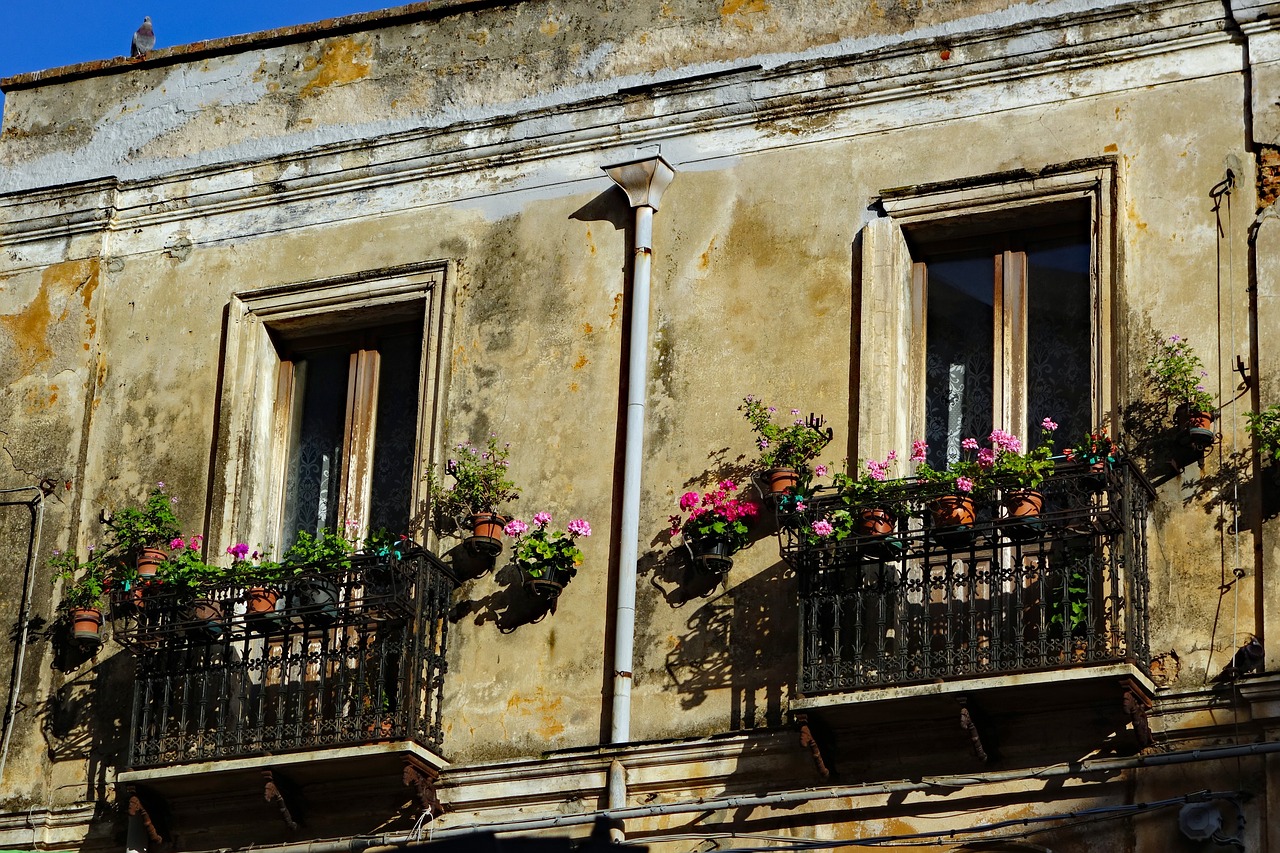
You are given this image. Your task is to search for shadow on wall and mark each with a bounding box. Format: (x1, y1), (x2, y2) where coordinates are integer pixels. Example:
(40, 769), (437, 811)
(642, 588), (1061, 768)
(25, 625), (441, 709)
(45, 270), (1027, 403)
(640, 450), (794, 731)
(39, 647), (134, 805)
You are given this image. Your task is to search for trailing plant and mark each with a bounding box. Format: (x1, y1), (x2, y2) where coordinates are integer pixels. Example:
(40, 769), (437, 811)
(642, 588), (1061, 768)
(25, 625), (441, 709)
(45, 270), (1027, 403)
(1147, 334), (1215, 413)
(51, 549), (108, 611)
(425, 434), (521, 521)
(504, 514), (591, 580)
(1245, 404), (1280, 463)
(990, 419), (1059, 491)
(668, 481), (758, 554)
(740, 396), (833, 473)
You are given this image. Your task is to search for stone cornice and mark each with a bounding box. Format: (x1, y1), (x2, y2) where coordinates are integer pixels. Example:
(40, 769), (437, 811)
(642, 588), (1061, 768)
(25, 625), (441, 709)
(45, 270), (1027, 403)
(0, 0), (1239, 246)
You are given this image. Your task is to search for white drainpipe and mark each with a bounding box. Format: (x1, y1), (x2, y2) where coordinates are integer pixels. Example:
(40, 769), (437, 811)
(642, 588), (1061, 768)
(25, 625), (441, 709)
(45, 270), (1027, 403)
(602, 156), (675, 745)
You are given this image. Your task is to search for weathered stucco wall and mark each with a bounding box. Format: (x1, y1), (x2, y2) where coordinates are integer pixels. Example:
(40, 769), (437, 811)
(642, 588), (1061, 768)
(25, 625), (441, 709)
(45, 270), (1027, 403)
(1, 0), (1277, 849)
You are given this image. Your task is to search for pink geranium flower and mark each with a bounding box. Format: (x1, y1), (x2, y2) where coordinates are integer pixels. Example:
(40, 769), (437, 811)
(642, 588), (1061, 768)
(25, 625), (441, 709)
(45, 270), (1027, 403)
(811, 519), (834, 537)
(504, 519), (529, 537)
(567, 519), (592, 537)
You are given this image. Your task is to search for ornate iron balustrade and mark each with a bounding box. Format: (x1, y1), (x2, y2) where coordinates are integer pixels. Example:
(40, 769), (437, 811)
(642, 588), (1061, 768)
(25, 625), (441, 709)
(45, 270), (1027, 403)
(115, 548), (457, 768)
(783, 460), (1154, 694)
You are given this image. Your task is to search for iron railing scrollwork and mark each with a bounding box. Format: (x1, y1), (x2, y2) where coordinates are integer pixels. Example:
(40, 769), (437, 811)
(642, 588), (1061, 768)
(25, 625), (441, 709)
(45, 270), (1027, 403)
(782, 460), (1154, 694)
(116, 548), (457, 768)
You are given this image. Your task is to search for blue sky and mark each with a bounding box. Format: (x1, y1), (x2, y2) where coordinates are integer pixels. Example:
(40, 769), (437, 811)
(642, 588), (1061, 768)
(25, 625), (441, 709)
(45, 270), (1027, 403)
(0, 2), (400, 112)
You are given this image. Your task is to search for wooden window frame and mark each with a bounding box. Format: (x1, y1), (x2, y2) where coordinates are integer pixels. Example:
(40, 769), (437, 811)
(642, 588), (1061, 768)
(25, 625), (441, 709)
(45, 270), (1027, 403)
(209, 262), (454, 556)
(856, 161), (1116, 462)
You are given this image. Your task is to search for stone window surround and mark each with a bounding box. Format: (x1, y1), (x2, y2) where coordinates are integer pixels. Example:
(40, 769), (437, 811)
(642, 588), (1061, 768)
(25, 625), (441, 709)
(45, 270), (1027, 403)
(855, 160), (1117, 463)
(207, 261), (453, 555)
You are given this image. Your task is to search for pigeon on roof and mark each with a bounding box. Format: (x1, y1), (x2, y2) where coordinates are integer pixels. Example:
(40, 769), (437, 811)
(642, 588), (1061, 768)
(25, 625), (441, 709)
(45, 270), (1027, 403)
(131, 16), (155, 57)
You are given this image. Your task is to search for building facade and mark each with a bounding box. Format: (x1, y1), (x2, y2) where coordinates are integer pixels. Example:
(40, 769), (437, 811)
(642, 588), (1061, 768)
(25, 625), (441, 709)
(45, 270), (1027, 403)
(2, 0), (1280, 850)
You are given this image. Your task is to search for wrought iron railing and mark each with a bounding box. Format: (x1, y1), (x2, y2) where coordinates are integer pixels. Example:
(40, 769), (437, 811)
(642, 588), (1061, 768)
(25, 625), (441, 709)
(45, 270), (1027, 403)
(783, 460), (1153, 694)
(114, 549), (457, 768)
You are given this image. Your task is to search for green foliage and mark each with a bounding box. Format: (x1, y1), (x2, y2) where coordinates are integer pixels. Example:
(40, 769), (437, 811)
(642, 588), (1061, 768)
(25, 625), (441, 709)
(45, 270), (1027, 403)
(1147, 334), (1215, 413)
(107, 486), (182, 551)
(508, 516), (591, 580)
(425, 434), (521, 522)
(1065, 425), (1122, 465)
(281, 529), (354, 570)
(225, 546), (285, 586)
(832, 455), (900, 507)
(990, 423), (1058, 491)
(157, 538), (225, 595)
(740, 396), (833, 472)
(50, 549), (108, 611)
(1245, 404), (1280, 462)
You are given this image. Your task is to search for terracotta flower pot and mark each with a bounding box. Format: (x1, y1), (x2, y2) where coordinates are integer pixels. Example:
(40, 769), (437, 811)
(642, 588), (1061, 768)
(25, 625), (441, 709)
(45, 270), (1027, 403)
(245, 586), (282, 632)
(184, 598), (225, 640)
(929, 495), (976, 547)
(1002, 489), (1045, 541)
(136, 546), (166, 579)
(931, 495), (976, 528)
(465, 512), (506, 557)
(855, 507), (896, 537)
(1176, 404), (1215, 450)
(767, 468), (800, 496)
(71, 607), (104, 643)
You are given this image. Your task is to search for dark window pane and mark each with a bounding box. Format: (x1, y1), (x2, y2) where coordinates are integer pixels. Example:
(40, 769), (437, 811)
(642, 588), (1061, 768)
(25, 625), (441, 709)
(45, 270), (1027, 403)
(368, 332), (422, 536)
(1026, 238), (1091, 445)
(925, 255), (994, 466)
(281, 348), (349, 547)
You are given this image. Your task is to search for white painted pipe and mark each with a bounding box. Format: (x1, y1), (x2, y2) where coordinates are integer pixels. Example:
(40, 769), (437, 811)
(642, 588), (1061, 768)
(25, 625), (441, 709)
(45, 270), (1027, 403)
(602, 156), (674, 746)
(0, 487), (45, 787)
(607, 759), (627, 843)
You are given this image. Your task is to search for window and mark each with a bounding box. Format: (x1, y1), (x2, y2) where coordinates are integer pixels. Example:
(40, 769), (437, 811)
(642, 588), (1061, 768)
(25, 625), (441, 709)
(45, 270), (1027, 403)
(855, 162), (1113, 462)
(210, 262), (451, 553)
(277, 325), (423, 546)
(908, 205), (1092, 465)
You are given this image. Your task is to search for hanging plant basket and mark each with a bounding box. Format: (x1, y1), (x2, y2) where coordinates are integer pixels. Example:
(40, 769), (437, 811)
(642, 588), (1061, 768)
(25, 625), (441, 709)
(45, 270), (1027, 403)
(523, 563), (575, 599)
(1175, 404), (1216, 451)
(70, 607), (104, 644)
(1001, 489), (1045, 541)
(766, 468), (800, 498)
(686, 535), (734, 576)
(465, 512), (507, 558)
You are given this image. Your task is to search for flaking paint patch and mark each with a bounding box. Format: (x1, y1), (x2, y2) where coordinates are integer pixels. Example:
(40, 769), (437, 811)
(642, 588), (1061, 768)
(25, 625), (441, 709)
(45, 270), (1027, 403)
(721, 0), (770, 16)
(504, 688), (566, 739)
(573, 354), (589, 370)
(0, 259), (99, 374)
(299, 37), (374, 98)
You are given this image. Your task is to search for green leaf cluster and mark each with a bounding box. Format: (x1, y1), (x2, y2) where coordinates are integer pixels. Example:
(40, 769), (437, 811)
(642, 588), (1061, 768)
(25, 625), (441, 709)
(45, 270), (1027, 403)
(107, 487), (182, 551)
(1147, 334), (1215, 413)
(740, 396), (832, 472)
(425, 434), (521, 523)
(1245, 404), (1280, 462)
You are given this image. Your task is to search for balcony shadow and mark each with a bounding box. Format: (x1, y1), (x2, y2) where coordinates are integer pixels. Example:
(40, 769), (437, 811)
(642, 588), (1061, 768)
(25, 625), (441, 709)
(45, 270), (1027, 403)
(662, 559), (794, 730)
(452, 559), (555, 633)
(39, 644), (133, 805)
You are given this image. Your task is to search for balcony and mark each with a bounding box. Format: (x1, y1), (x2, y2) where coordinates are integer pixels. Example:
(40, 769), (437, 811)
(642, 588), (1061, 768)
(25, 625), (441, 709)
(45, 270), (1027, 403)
(110, 548), (458, 772)
(781, 460), (1156, 763)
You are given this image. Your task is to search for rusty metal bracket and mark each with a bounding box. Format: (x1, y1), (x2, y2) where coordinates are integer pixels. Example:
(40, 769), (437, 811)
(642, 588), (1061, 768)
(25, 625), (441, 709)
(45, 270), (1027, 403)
(404, 760), (443, 815)
(263, 769), (301, 831)
(1122, 683), (1153, 749)
(957, 697), (989, 763)
(125, 784), (167, 846)
(794, 712), (831, 779)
